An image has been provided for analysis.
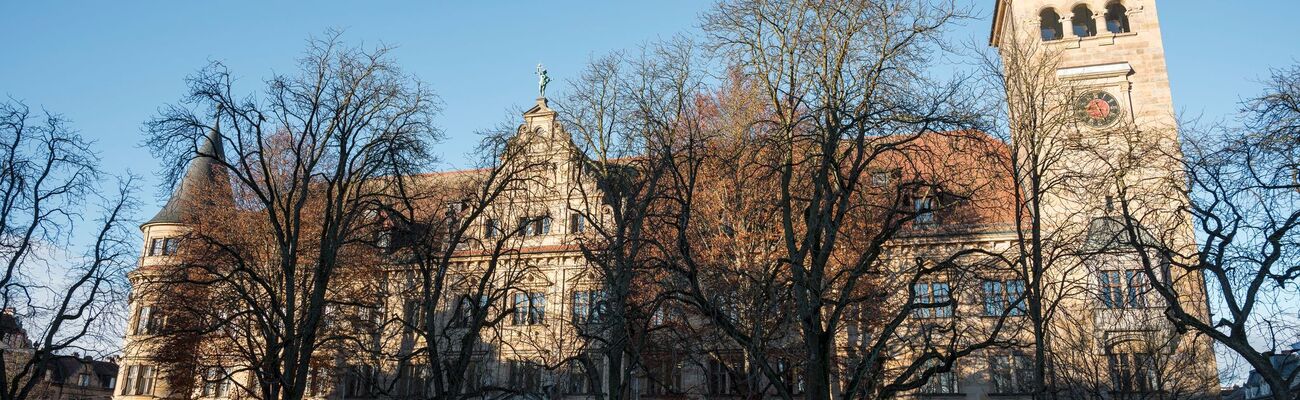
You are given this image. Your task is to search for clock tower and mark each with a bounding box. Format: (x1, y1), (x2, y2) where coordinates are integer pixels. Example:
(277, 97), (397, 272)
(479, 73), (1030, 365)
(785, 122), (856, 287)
(991, 0), (1176, 135)
(991, 0), (1220, 397)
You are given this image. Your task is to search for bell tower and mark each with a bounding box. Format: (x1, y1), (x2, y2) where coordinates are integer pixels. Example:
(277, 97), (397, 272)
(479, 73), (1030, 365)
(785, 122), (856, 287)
(991, 0), (1176, 134)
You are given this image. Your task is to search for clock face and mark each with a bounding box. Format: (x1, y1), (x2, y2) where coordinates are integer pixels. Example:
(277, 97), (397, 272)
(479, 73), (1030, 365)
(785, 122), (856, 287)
(1075, 90), (1122, 127)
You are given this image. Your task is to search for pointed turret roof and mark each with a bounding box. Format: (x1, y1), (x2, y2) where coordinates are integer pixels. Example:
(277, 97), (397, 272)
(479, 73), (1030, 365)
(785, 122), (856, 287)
(144, 125), (231, 227)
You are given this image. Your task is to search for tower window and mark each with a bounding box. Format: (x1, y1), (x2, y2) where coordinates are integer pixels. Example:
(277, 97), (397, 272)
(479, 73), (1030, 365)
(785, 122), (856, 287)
(1072, 5), (1097, 38)
(1039, 8), (1064, 41)
(1105, 2), (1131, 34)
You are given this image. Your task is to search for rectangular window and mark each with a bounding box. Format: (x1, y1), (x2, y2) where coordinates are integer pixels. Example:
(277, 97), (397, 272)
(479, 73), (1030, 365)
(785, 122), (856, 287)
(871, 171), (892, 187)
(78, 373), (91, 387)
(706, 357), (741, 396)
(1109, 351), (1157, 393)
(913, 282), (953, 318)
(914, 197), (936, 224)
(453, 294), (487, 328)
(403, 299), (426, 330)
(918, 359), (959, 394)
(1100, 270), (1151, 308)
(150, 237), (180, 256)
(138, 366), (156, 396)
(1125, 271), (1149, 308)
(989, 353), (1032, 394)
(483, 218), (498, 238)
(508, 360), (542, 392)
(513, 292), (546, 325)
(572, 290), (607, 324)
(149, 238), (161, 256)
(569, 213), (586, 233)
(518, 216), (552, 236)
(642, 358), (683, 396)
(517, 217), (531, 236)
(1100, 271), (1124, 308)
(565, 360), (595, 395)
(121, 366), (137, 395)
(983, 279), (1026, 316)
(396, 364), (429, 398)
(201, 367), (231, 398)
(133, 306), (153, 335)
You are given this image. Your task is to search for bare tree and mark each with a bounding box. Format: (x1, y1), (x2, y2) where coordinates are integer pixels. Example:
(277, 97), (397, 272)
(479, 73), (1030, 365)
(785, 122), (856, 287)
(652, 1), (1023, 399)
(1112, 65), (1300, 400)
(978, 30), (1110, 398)
(556, 38), (705, 400)
(140, 31), (440, 400)
(0, 99), (136, 400)
(377, 118), (558, 400)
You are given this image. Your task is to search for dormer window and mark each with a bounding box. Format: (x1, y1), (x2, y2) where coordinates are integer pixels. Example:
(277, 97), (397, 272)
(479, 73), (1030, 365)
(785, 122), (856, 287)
(913, 196), (936, 225)
(1072, 5), (1097, 38)
(1040, 8), (1064, 41)
(1105, 2), (1131, 34)
(870, 170), (893, 188)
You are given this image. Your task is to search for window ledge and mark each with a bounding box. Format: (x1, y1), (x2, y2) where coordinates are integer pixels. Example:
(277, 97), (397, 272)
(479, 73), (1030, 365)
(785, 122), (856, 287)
(1043, 31), (1138, 44)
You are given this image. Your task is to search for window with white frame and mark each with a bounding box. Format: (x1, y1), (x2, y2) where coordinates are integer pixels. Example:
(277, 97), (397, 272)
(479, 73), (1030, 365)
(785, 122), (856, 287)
(918, 359), (959, 394)
(989, 352), (1033, 394)
(513, 292), (546, 325)
(569, 213), (586, 233)
(201, 367), (232, 398)
(517, 215), (552, 236)
(148, 237), (180, 256)
(913, 196), (936, 224)
(121, 365), (156, 396)
(1108, 345), (1158, 393)
(983, 279), (1026, 316)
(1099, 270), (1150, 308)
(572, 289), (607, 324)
(913, 282), (953, 318)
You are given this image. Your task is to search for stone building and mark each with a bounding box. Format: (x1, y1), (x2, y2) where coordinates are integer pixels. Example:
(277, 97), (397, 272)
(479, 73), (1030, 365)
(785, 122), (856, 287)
(114, 1), (1219, 399)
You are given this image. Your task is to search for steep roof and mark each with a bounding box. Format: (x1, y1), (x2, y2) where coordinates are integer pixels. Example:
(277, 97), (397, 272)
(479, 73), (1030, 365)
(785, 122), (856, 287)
(144, 126), (230, 226)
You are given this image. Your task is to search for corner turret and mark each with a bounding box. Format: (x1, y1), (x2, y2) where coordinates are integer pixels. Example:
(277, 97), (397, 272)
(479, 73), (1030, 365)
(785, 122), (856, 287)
(143, 125), (231, 228)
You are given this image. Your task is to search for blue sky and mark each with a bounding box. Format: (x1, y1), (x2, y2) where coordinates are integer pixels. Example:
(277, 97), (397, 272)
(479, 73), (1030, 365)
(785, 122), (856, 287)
(4, 1), (1299, 216)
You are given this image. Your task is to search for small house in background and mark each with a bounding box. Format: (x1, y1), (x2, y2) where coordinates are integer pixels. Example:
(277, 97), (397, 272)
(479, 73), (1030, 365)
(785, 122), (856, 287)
(1237, 343), (1300, 400)
(32, 354), (119, 400)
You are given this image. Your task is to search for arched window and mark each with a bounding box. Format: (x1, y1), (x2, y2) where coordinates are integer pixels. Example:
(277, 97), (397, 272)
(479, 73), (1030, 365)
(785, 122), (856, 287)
(1072, 4), (1097, 37)
(1105, 2), (1131, 33)
(1040, 8), (1064, 41)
